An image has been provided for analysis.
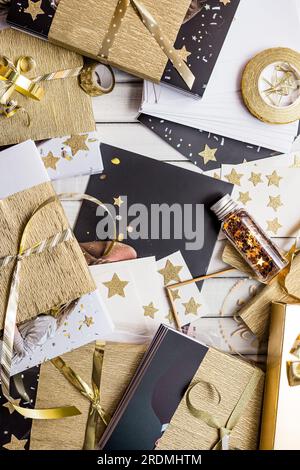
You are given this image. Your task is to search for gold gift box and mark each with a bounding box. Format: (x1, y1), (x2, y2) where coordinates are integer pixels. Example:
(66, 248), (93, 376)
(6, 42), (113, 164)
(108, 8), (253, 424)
(260, 302), (300, 449)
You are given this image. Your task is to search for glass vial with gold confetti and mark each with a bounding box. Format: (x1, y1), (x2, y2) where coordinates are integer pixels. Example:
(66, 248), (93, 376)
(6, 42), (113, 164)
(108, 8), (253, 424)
(211, 194), (288, 283)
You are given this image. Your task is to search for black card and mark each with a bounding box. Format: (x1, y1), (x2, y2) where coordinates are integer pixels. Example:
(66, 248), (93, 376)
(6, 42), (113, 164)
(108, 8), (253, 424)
(99, 325), (208, 450)
(74, 144), (233, 279)
(7, 0), (56, 39)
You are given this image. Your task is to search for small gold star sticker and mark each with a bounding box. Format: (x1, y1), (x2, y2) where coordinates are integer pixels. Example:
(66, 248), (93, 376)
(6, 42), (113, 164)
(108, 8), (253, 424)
(63, 134), (89, 156)
(220, 0), (231, 5)
(113, 196), (124, 207)
(224, 169), (243, 186)
(198, 144), (217, 165)
(25, 0), (44, 21)
(158, 260), (182, 285)
(143, 302), (159, 319)
(256, 257), (265, 267)
(3, 434), (27, 451)
(171, 289), (181, 301)
(182, 297), (201, 315)
(103, 273), (129, 298)
(248, 172), (263, 186)
(266, 170), (282, 187)
(238, 191), (252, 205)
(177, 45), (192, 63)
(42, 151), (60, 170)
(2, 398), (21, 415)
(267, 217), (282, 235)
(268, 195), (283, 212)
(165, 309), (175, 325)
(83, 315), (94, 327)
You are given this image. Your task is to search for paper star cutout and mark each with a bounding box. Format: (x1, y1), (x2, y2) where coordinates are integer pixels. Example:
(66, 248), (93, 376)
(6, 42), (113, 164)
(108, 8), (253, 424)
(2, 398), (21, 415)
(177, 45), (192, 63)
(3, 434), (27, 450)
(238, 191), (252, 205)
(25, 0), (44, 21)
(182, 297), (201, 315)
(103, 273), (129, 298)
(83, 315), (94, 327)
(224, 169), (243, 186)
(171, 289), (181, 301)
(158, 260), (182, 285)
(266, 170), (283, 187)
(63, 134), (89, 156)
(268, 195), (283, 212)
(256, 257), (265, 267)
(220, 0), (231, 5)
(267, 217), (282, 235)
(42, 151), (60, 170)
(198, 144), (217, 165)
(248, 172), (263, 187)
(113, 196), (124, 207)
(143, 302), (159, 319)
(165, 309), (175, 325)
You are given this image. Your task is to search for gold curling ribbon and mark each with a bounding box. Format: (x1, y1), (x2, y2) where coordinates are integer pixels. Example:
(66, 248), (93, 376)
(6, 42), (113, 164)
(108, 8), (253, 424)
(98, 0), (195, 90)
(186, 372), (261, 450)
(0, 193), (116, 420)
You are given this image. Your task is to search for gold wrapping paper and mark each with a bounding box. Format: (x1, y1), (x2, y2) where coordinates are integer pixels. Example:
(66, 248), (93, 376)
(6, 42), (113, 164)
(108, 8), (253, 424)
(222, 243), (300, 340)
(260, 302), (300, 449)
(156, 349), (264, 450)
(30, 343), (96, 450)
(49, 0), (191, 83)
(0, 182), (95, 330)
(0, 29), (95, 145)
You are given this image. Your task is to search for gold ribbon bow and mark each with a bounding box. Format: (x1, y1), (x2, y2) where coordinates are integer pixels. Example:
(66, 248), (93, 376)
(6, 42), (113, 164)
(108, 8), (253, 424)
(99, 0), (195, 90)
(186, 373), (261, 450)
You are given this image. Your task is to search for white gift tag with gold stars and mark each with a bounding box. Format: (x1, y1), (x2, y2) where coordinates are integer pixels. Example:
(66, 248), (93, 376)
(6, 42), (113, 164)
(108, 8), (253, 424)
(38, 131), (103, 180)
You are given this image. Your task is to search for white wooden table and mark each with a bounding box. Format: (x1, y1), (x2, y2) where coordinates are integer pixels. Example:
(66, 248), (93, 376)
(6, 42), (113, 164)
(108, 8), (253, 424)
(53, 70), (269, 365)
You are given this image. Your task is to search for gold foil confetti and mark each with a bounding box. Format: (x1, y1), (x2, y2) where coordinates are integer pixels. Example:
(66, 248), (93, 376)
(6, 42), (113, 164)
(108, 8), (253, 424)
(118, 233), (124, 242)
(100, 174), (107, 180)
(113, 196), (124, 207)
(111, 158), (121, 165)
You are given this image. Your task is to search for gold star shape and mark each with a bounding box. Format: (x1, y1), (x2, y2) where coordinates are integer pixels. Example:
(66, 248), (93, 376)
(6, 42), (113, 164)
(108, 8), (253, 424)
(63, 134), (89, 156)
(238, 191), (252, 205)
(266, 170), (282, 187)
(182, 297), (201, 315)
(268, 195), (283, 212)
(143, 302), (159, 319)
(198, 144), (217, 165)
(25, 0), (44, 21)
(165, 309), (175, 325)
(267, 217), (282, 235)
(213, 172), (220, 179)
(224, 169), (243, 186)
(42, 151), (60, 170)
(113, 196), (124, 207)
(177, 45), (192, 63)
(248, 172), (263, 187)
(83, 315), (94, 327)
(171, 289), (181, 301)
(158, 260), (182, 286)
(256, 257), (265, 267)
(3, 434), (27, 451)
(220, 0), (231, 5)
(2, 398), (21, 415)
(103, 273), (129, 298)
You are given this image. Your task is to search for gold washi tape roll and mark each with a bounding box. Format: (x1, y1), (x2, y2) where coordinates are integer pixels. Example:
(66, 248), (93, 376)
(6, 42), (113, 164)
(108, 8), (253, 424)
(79, 60), (115, 97)
(241, 48), (300, 124)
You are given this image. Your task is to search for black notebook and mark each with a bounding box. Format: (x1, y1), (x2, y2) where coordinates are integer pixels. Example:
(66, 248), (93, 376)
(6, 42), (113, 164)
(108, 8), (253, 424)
(98, 324), (208, 450)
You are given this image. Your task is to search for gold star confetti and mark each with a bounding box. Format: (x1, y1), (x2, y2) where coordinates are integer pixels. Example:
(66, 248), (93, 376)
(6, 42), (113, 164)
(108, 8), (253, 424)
(63, 134), (89, 156)
(103, 273), (129, 298)
(2, 398), (21, 415)
(266, 170), (282, 187)
(182, 297), (201, 315)
(158, 260), (182, 285)
(248, 172), (263, 186)
(3, 434), (27, 451)
(198, 144), (217, 165)
(118, 233), (124, 242)
(171, 289), (181, 301)
(42, 151), (60, 170)
(220, 0), (231, 5)
(290, 154), (300, 168)
(111, 157), (120, 165)
(268, 195), (283, 212)
(256, 257), (265, 267)
(83, 315), (94, 327)
(213, 172), (220, 179)
(113, 196), (124, 207)
(177, 45), (192, 63)
(25, 0), (44, 21)
(224, 169), (243, 186)
(165, 309), (175, 325)
(238, 191), (252, 205)
(143, 302), (159, 319)
(267, 217), (282, 235)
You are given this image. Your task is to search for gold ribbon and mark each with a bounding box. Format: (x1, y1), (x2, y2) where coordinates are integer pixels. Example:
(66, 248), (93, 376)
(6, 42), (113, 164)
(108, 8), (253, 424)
(186, 373), (261, 450)
(0, 193), (116, 420)
(98, 0), (195, 90)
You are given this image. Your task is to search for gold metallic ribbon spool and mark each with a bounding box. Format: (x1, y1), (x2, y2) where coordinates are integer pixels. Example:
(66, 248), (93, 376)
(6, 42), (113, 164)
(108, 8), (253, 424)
(241, 48), (300, 124)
